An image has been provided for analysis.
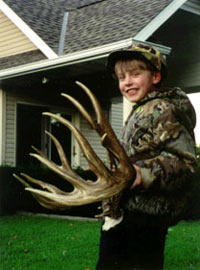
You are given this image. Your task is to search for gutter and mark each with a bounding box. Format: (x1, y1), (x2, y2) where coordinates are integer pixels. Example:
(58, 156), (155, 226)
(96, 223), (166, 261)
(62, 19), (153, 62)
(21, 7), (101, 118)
(0, 39), (171, 80)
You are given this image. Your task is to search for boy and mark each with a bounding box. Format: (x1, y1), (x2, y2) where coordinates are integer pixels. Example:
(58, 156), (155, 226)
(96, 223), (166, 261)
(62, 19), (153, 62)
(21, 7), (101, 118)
(96, 43), (198, 270)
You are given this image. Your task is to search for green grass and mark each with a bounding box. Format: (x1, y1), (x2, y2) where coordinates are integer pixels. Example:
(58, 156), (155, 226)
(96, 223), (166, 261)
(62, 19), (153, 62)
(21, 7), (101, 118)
(164, 221), (200, 270)
(1, 215), (200, 270)
(0, 215), (101, 270)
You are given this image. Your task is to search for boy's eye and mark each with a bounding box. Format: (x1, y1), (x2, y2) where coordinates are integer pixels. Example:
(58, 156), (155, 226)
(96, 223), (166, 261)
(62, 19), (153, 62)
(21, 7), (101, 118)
(117, 74), (125, 80)
(132, 71), (141, 76)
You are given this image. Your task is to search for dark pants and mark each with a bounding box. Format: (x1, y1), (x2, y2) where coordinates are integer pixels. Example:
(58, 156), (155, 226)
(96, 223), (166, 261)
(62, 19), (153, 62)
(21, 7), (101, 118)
(96, 216), (168, 270)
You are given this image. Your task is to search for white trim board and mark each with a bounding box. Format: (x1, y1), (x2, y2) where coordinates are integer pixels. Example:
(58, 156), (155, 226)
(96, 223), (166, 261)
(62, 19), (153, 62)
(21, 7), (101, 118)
(134, 0), (189, 41)
(0, 0), (58, 59)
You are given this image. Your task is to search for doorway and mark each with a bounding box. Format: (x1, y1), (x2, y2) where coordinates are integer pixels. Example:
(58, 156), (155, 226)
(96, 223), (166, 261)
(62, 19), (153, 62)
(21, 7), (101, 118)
(16, 104), (45, 166)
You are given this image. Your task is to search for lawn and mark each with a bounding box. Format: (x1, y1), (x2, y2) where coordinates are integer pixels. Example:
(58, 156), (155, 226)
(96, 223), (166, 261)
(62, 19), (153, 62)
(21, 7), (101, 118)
(1, 214), (200, 270)
(164, 221), (200, 270)
(0, 214), (101, 270)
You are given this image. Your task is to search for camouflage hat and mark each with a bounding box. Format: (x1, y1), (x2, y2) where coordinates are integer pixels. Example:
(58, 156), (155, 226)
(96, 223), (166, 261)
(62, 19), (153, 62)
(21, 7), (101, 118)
(107, 43), (167, 77)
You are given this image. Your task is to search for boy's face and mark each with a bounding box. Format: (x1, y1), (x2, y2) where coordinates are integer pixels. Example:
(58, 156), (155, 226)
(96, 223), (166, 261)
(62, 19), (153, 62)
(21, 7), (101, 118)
(115, 59), (161, 103)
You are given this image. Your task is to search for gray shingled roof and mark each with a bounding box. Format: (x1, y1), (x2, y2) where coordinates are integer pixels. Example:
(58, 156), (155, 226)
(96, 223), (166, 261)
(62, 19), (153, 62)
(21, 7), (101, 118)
(63, 0), (174, 54)
(1, 0), (173, 70)
(3, 0), (108, 54)
(0, 51), (46, 70)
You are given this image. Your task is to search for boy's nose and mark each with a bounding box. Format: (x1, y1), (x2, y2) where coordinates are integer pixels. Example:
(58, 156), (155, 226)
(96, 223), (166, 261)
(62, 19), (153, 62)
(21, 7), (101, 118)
(124, 75), (134, 85)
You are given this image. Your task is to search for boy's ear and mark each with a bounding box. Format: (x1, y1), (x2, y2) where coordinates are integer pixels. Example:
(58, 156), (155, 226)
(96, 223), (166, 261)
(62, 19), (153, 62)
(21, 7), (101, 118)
(153, 71), (162, 84)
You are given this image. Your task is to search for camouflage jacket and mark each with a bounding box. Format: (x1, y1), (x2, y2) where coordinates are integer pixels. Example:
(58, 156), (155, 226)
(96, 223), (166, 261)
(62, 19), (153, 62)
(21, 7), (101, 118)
(107, 87), (198, 226)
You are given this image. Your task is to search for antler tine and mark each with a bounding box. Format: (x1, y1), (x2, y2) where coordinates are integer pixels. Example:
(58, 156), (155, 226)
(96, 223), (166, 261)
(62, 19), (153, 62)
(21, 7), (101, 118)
(61, 93), (96, 129)
(61, 85), (120, 172)
(24, 188), (71, 210)
(20, 173), (66, 194)
(31, 132), (80, 180)
(29, 143), (88, 188)
(44, 131), (74, 173)
(74, 81), (132, 168)
(13, 173), (32, 189)
(42, 112), (109, 178)
(13, 173), (64, 210)
(63, 82), (117, 152)
(31, 145), (44, 157)
(24, 187), (81, 207)
(75, 81), (103, 125)
(61, 91), (113, 164)
(29, 150), (87, 188)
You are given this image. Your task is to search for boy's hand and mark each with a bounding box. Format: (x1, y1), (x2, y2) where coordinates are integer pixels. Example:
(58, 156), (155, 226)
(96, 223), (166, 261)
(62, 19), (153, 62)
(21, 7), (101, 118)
(131, 165), (143, 189)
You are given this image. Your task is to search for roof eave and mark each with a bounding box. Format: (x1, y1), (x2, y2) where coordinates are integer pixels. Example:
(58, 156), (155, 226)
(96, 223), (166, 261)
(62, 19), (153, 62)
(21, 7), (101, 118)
(0, 38), (171, 80)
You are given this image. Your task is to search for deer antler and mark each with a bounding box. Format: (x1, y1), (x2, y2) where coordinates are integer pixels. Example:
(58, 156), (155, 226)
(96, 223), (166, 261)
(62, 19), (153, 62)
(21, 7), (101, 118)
(13, 81), (136, 213)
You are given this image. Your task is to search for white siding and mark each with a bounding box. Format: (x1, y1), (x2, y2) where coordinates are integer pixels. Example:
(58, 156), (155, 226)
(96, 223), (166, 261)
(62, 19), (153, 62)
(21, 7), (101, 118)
(79, 98), (123, 169)
(4, 92), (47, 166)
(80, 113), (107, 168)
(0, 11), (37, 58)
(5, 92), (17, 166)
(110, 96), (123, 136)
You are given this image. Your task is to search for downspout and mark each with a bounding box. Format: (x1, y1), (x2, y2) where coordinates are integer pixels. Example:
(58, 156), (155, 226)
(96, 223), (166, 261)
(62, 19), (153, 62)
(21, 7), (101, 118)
(58, 12), (69, 56)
